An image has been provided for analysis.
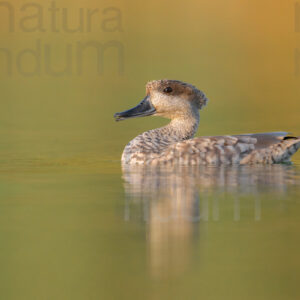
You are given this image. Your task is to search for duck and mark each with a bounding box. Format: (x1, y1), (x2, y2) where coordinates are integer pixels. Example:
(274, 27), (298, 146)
(114, 80), (300, 165)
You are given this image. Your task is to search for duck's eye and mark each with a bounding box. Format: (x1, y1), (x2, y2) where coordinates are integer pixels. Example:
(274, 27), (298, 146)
(163, 87), (173, 93)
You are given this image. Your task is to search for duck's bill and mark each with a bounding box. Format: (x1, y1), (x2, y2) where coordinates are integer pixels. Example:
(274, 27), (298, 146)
(114, 96), (156, 121)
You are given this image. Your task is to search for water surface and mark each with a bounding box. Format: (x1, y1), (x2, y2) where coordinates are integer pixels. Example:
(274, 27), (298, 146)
(0, 130), (299, 300)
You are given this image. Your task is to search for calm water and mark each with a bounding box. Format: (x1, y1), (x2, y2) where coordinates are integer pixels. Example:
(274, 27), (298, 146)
(0, 129), (299, 300)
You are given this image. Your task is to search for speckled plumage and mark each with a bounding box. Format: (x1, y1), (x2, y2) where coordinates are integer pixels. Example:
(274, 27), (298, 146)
(116, 80), (300, 165)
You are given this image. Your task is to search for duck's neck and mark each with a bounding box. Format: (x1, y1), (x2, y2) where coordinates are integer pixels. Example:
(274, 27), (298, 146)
(165, 112), (200, 141)
(122, 111), (200, 163)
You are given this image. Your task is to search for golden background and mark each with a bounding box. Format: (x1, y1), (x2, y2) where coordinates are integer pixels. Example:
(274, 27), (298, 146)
(0, 1), (299, 299)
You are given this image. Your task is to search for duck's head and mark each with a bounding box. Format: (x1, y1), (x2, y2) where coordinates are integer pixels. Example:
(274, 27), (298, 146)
(114, 80), (208, 121)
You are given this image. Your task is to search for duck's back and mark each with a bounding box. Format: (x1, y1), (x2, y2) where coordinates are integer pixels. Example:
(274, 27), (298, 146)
(146, 132), (300, 166)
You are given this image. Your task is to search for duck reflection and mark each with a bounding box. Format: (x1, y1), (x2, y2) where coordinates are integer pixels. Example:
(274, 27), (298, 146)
(122, 164), (300, 278)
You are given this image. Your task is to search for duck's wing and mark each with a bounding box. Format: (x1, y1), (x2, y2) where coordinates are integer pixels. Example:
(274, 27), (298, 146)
(152, 132), (300, 165)
(153, 135), (256, 165)
(233, 132), (289, 149)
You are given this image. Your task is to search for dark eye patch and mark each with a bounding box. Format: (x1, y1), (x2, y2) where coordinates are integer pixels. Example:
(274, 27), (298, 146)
(163, 87), (173, 93)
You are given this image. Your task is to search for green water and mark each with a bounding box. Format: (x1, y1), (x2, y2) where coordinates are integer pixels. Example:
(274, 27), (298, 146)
(0, 128), (299, 300)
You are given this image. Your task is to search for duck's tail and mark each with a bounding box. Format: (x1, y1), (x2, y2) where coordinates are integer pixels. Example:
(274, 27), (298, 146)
(272, 136), (300, 163)
(240, 135), (300, 164)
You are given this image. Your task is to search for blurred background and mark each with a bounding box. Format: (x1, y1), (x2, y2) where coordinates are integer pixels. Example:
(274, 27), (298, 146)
(0, 0), (299, 299)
